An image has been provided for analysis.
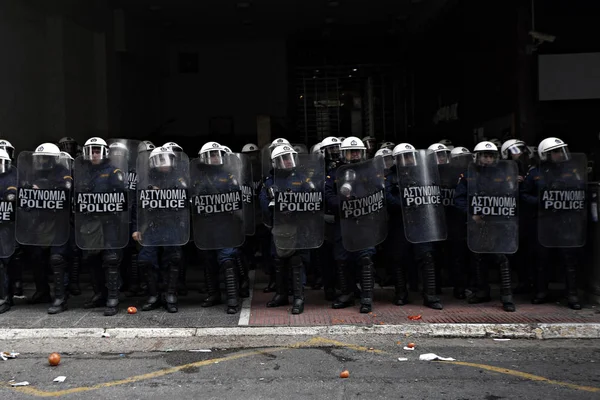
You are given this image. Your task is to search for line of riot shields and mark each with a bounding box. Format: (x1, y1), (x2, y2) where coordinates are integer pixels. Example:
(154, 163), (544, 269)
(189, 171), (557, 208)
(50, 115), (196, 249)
(1, 149), (587, 258)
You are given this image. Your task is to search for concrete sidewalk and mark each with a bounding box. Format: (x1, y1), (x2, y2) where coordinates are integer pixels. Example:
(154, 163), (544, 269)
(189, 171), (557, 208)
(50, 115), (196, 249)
(1, 270), (599, 339)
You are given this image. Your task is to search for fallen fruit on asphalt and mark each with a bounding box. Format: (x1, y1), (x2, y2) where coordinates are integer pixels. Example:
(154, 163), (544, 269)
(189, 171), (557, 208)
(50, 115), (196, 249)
(340, 370), (349, 378)
(127, 306), (137, 314)
(407, 343), (415, 349)
(48, 353), (61, 366)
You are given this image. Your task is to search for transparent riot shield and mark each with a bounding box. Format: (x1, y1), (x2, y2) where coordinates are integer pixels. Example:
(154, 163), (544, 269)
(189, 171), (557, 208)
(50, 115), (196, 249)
(74, 154), (129, 250)
(439, 155), (470, 240)
(261, 144), (273, 182)
(136, 152), (190, 246)
(0, 167), (17, 257)
(467, 160), (519, 254)
(236, 153), (255, 236)
(337, 159), (387, 251)
(250, 157), (263, 228)
(273, 154), (324, 250)
(537, 153), (587, 248)
(191, 154), (245, 250)
(291, 143), (308, 154)
(396, 150), (447, 243)
(15, 151), (71, 246)
(107, 138), (140, 193)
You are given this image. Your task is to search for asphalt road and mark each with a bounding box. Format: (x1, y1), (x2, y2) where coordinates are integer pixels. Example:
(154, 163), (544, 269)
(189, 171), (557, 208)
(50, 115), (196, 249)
(1, 337), (599, 399)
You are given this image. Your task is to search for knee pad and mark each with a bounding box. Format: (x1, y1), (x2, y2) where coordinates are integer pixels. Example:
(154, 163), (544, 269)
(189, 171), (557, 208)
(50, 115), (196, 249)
(102, 252), (121, 266)
(50, 254), (65, 267)
(170, 251), (182, 265)
(358, 256), (372, 267)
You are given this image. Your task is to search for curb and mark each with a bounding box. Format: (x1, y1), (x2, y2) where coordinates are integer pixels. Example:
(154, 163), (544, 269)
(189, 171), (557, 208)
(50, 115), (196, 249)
(1, 323), (599, 340)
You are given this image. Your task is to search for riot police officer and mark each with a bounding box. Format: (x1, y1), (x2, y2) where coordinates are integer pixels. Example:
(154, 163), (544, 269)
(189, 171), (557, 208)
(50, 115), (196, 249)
(325, 137), (382, 313)
(454, 141), (517, 312)
(0, 149), (16, 313)
(521, 137), (584, 309)
(75, 137), (128, 316)
(58, 137), (79, 158)
(192, 142), (242, 314)
(133, 146), (189, 313)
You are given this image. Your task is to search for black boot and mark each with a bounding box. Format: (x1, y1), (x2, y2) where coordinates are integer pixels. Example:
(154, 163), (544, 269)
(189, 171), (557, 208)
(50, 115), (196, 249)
(68, 249), (81, 296)
(267, 258), (289, 307)
(531, 261), (549, 304)
(565, 261), (581, 310)
(141, 262), (161, 311)
(421, 252), (443, 310)
(48, 255), (68, 314)
(0, 262), (12, 314)
(201, 264), (221, 307)
(103, 254), (121, 316)
(165, 262), (179, 313)
(263, 259), (276, 293)
(291, 257), (304, 315)
(30, 255), (51, 304)
(10, 247), (23, 297)
(468, 255), (491, 304)
(224, 260), (239, 314)
(332, 261), (354, 309)
(84, 262), (106, 309)
(393, 262), (409, 306)
(499, 258), (516, 312)
(178, 262), (188, 296)
(126, 251), (144, 297)
(359, 257), (374, 313)
(237, 255), (250, 298)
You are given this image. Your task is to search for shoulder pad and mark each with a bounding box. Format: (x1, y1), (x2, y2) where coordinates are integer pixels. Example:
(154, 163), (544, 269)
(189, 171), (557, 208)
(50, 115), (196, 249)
(64, 175), (73, 180)
(113, 168), (122, 174)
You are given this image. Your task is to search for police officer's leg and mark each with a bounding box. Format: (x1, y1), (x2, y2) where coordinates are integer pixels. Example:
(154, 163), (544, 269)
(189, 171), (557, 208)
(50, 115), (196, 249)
(48, 244), (70, 315)
(267, 240), (290, 308)
(390, 224), (410, 306)
(163, 246), (183, 313)
(177, 254), (188, 296)
(320, 240), (336, 301)
(532, 244), (550, 304)
(290, 252), (305, 314)
(29, 246), (51, 304)
(332, 226), (355, 309)
(10, 244), (23, 297)
(200, 250), (221, 307)
(83, 251), (106, 308)
(449, 236), (468, 299)
(139, 246), (161, 311)
(357, 248), (376, 314)
(236, 248), (250, 298)
(261, 226), (276, 293)
(562, 248), (581, 310)
(415, 243), (443, 310)
(103, 250), (122, 316)
(218, 248), (239, 314)
(126, 244), (145, 297)
(68, 243), (82, 296)
(0, 258), (12, 314)
(468, 253), (491, 303)
(497, 254), (516, 312)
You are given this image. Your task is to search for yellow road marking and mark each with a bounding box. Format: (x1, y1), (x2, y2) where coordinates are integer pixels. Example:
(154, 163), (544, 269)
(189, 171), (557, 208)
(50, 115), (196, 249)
(5, 337), (599, 396)
(11, 348), (286, 398)
(447, 361), (600, 394)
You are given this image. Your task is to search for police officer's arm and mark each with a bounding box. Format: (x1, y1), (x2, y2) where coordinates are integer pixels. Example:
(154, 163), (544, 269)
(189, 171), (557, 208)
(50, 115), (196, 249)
(109, 167), (126, 189)
(453, 174), (469, 213)
(384, 177), (403, 212)
(324, 174), (339, 211)
(520, 168), (539, 206)
(259, 177), (273, 212)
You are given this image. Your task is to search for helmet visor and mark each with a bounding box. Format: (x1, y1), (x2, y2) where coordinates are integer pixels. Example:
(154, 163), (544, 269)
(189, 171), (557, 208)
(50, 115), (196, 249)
(150, 152), (175, 169)
(59, 141), (77, 155)
(323, 144), (341, 160)
(33, 154), (58, 170)
(83, 145), (108, 161)
(476, 151), (499, 166)
(546, 146), (570, 163)
(274, 153), (298, 169)
(342, 148), (365, 163)
(0, 159), (10, 174)
(0, 146), (14, 160)
(397, 152), (417, 167)
(200, 150), (225, 165)
(435, 150), (451, 165)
